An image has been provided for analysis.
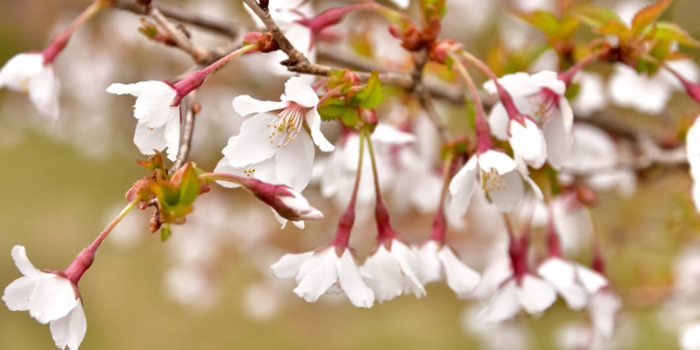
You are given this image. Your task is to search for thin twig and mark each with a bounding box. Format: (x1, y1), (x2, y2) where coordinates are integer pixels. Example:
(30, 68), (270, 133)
(171, 93), (198, 172)
(111, 0), (240, 37)
(416, 86), (450, 141)
(149, 6), (213, 64)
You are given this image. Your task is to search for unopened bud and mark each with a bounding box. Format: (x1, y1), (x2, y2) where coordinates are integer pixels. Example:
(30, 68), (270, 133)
(429, 39), (463, 64)
(236, 177), (324, 221)
(243, 32), (279, 53)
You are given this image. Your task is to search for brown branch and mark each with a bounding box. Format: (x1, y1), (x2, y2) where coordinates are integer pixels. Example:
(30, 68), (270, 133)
(171, 94), (198, 172)
(148, 7), (213, 64)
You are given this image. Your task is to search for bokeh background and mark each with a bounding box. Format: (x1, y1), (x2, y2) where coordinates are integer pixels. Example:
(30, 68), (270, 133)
(2, 0), (700, 349)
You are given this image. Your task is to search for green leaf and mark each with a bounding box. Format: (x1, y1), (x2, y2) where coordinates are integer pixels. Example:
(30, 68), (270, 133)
(631, 0), (674, 36)
(565, 82), (581, 100)
(340, 108), (361, 128)
(572, 4), (626, 30)
(349, 70), (383, 109)
(178, 163), (201, 206)
(318, 97), (348, 121)
(516, 11), (560, 38)
(558, 15), (581, 40)
(652, 21), (700, 47)
(160, 224), (172, 241)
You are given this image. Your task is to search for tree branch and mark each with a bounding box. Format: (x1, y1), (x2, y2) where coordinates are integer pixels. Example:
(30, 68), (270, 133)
(171, 94), (198, 172)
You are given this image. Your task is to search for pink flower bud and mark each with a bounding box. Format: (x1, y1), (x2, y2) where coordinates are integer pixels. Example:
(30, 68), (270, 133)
(237, 177), (323, 221)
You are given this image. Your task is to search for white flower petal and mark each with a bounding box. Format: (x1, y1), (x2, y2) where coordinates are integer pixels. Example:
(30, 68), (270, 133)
(337, 250), (374, 308)
(11, 245), (41, 277)
(270, 252), (314, 279)
(516, 275), (556, 315)
(133, 83), (179, 128)
(305, 108), (334, 152)
(448, 156), (479, 218)
(509, 119), (547, 169)
(133, 123), (167, 157)
(391, 241), (426, 298)
(232, 95), (288, 116)
(283, 76), (319, 108)
(222, 113), (278, 168)
(387, 0), (410, 9)
(414, 241), (442, 285)
(50, 302), (86, 350)
(488, 103), (510, 140)
(371, 124), (415, 144)
(537, 258), (576, 290)
(437, 246), (481, 296)
(28, 64), (59, 120)
(589, 290), (621, 339)
(163, 110), (181, 162)
(576, 265), (608, 294)
(478, 150), (518, 175)
(294, 249), (338, 302)
(0, 53), (44, 91)
(275, 130), (315, 191)
(688, 117), (700, 169)
(3, 275), (39, 311)
(488, 170), (525, 212)
(361, 245), (405, 303)
(542, 102), (572, 170)
(480, 279), (521, 323)
(29, 274), (78, 324)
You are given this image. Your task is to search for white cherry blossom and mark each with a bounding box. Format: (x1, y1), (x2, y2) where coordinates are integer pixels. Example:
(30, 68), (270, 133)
(3, 246), (86, 350)
(0, 53), (59, 120)
(681, 322), (700, 350)
(414, 240), (481, 297)
(271, 247), (374, 308)
(537, 257), (608, 310)
(449, 150), (540, 215)
(221, 77), (333, 193)
(571, 71), (607, 117)
(687, 116), (700, 212)
(106, 81), (181, 161)
(485, 71), (573, 169)
(588, 289), (622, 340)
(361, 240), (426, 303)
(479, 273), (557, 323)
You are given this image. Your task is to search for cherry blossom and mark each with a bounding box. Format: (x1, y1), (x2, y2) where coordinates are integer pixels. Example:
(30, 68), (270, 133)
(361, 239), (426, 303)
(271, 247), (374, 308)
(220, 77), (333, 193)
(3, 246), (86, 350)
(0, 53), (59, 120)
(571, 71), (607, 118)
(414, 240), (481, 297)
(485, 71), (573, 169)
(107, 81), (181, 161)
(681, 322), (700, 350)
(449, 150), (540, 215)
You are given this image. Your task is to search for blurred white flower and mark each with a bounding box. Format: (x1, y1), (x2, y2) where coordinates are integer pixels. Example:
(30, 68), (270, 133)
(271, 247), (374, 308)
(608, 60), (699, 115)
(3, 246), (86, 350)
(485, 71), (573, 169)
(0, 53), (59, 120)
(461, 305), (531, 350)
(571, 71), (607, 117)
(361, 240), (426, 303)
(589, 289), (622, 340)
(681, 322), (700, 350)
(414, 240), (481, 297)
(479, 273), (557, 323)
(537, 257), (608, 310)
(687, 116), (700, 212)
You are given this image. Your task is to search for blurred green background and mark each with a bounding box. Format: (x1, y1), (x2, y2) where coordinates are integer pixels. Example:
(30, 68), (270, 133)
(2, 0), (700, 349)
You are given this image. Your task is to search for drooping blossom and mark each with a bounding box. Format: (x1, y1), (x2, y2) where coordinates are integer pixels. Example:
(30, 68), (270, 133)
(272, 247), (374, 308)
(479, 228), (556, 323)
(3, 246), (87, 350)
(106, 81), (183, 161)
(0, 53), (60, 120)
(361, 201), (426, 303)
(485, 71), (573, 169)
(219, 77), (333, 193)
(536, 216), (608, 310)
(414, 240), (481, 297)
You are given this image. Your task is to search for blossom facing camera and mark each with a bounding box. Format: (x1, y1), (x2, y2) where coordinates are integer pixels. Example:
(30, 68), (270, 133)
(271, 247), (375, 308)
(3, 246), (87, 350)
(222, 77), (334, 192)
(0, 53), (59, 120)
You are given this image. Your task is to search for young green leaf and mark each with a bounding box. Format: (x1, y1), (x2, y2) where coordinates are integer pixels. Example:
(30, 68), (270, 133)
(349, 70), (383, 109)
(340, 108), (361, 128)
(631, 0), (674, 36)
(652, 22), (700, 47)
(516, 11), (560, 38)
(318, 97), (348, 121)
(572, 4), (626, 30)
(178, 163), (201, 206)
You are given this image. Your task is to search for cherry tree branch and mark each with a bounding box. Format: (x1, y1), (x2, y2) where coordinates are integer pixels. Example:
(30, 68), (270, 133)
(171, 94), (198, 172)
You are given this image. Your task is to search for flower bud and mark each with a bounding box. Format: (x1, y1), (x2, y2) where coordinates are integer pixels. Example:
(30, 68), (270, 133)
(243, 32), (279, 53)
(236, 177), (324, 221)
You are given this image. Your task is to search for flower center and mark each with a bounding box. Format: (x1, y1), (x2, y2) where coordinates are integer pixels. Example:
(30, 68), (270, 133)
(531, 88), (559, 123)
(267, 103), (305, 149)
(481, 167), (507, 194)
(242, 165), (256, 178)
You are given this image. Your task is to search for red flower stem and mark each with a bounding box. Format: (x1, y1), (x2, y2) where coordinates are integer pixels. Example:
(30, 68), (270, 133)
(558, 47), (611, 87)
(64, 198), (139, 284)
(428, 149), (456, 244)
(43, 0), (109, 63)
(450, 53), (493, 153)
(364, 128), (398, 243)
(332, 130), (365, 247)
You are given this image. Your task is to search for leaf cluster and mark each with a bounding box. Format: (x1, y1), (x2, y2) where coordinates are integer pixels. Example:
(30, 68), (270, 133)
(318, 69), (384, 129)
